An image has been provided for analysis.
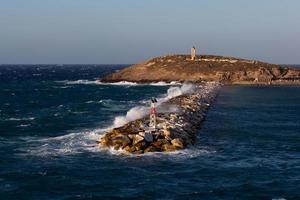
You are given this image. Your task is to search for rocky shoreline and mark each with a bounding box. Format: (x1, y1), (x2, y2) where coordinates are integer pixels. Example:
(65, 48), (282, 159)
(99, 82), (220, 154)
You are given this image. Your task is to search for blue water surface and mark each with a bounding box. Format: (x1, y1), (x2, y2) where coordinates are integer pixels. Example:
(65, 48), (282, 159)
(0, 65), (299, 200)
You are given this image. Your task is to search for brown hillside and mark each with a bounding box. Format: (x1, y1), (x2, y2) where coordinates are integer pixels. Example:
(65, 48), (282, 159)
(101, 55), (300, 84)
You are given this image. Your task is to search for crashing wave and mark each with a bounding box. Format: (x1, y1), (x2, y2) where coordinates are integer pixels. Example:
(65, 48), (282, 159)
(112, 83), (196, 128)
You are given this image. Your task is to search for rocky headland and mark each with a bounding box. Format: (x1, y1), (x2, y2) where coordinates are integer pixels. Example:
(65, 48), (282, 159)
(99, 82), (219, 154)
(101, 55), (300, 84)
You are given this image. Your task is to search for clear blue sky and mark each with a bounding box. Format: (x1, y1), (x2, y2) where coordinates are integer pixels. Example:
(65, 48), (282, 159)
(0, 0), (299, 64)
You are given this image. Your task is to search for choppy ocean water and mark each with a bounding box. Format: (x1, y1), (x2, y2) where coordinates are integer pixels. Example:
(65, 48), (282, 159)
(0, 65), (299, 200)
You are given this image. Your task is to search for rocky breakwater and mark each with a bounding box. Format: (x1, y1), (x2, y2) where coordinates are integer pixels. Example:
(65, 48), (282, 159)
(99, 82), (220, 154)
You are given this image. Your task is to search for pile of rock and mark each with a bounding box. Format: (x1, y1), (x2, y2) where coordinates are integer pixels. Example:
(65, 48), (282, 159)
(99, 82), (220, 154)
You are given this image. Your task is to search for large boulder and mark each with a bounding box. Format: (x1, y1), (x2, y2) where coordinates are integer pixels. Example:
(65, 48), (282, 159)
(99, 135), (110, 146)
(134, 141), (148, 151)
(144, 145), (160, 153)
(124, 145), (136, 153)
(152, 139), (168, 149)
(162, 144), (177, 152)
(112, 134), (131, 148)
(162, 128), (171, 136)
(171, 138), (184, 149)
(133, 134), (144, 145)
(139, 132), (154, 143)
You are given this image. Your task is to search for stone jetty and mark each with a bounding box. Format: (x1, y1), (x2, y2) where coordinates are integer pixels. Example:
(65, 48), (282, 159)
(99, 82), (220, 154)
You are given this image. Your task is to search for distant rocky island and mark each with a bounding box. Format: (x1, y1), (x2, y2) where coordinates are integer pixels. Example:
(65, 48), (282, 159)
(101, 54), (300, 84)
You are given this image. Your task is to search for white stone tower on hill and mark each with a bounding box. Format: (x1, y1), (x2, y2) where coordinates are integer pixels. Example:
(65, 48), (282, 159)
(191, 46), (196, 61)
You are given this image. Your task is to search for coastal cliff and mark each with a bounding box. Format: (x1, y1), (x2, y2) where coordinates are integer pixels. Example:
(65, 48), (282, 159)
(101, 55), (300, 84)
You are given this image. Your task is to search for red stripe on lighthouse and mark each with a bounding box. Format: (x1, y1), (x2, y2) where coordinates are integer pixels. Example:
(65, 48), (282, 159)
(150, 107), (156, 114)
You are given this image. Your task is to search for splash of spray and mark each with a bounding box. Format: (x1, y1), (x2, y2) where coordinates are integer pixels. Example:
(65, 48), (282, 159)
(112, 83), (196, 128)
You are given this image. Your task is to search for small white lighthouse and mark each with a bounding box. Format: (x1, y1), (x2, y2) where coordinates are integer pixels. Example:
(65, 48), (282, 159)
(191, 46), (196, 61)
(149, 97), (157, 129)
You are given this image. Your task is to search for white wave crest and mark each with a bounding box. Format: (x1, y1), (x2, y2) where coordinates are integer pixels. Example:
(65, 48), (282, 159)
(57, 80), (138, 86)
(149, 81), (180, 86)
(102, 81), (139, 86)
(17, 124), (31, 127)
(17, 127), (110, 157)
(57, 80), (181, 87)
(6, 117), (35, 121)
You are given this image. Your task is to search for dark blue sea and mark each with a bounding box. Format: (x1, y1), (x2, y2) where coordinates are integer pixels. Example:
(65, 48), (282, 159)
(0, 65), (299, 200)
